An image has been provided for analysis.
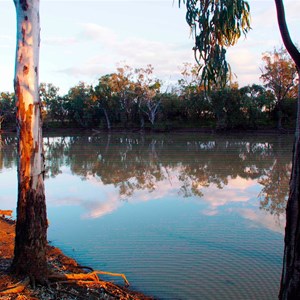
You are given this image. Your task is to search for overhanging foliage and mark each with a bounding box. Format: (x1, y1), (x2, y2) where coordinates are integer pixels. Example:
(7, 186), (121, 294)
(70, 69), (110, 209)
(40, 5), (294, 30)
(179, 0), (251, 88)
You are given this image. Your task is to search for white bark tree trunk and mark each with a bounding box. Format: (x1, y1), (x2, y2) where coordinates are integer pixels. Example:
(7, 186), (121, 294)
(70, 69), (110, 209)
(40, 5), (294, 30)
(103, 107), (111, 130)
(11, 0), (48, 284)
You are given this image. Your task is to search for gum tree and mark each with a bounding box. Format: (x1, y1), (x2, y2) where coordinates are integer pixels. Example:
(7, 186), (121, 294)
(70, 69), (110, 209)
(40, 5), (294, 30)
(274, 0), (300, 298)
(135, 65), (161, 127)
(93, 75), (114, 130)
(260, 46), (298, 130)
(10, 0), (48, 284)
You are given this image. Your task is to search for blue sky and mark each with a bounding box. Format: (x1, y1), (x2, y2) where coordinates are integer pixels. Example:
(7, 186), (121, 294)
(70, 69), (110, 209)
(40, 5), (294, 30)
(0, 0), (299, 94)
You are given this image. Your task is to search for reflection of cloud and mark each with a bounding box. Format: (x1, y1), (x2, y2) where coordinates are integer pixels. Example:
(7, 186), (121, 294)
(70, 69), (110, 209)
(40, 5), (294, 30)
(121, 172), (284, 235)
(48, 196), (85, 207)
(46, 170), (281, 233)
(47, 168), (191, 219)
(238, 208), (285, 234)
(48, 193), (122, 219)
(230, 177), (256, 189)
(47, 171), (260, 220)
(48, 174), (123, 219)
(130, 178), (179, 203)
(82, 194), (122, 219)
(199, 176), (285, 234)
(80, 172), (260, 219)
(203, 176), (257, 208)
(202, 209), (218, 216)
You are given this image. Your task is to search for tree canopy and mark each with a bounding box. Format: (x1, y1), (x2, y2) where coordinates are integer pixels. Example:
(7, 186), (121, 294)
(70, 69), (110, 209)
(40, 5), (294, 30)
(260, 46), (298, 129)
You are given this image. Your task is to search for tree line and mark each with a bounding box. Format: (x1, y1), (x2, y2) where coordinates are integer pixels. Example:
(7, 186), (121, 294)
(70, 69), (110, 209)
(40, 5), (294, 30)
(0, 47), (297, 132)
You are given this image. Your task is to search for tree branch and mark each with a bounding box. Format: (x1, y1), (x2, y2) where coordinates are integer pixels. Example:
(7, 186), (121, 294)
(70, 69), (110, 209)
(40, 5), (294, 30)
(274, 0), (300, 69)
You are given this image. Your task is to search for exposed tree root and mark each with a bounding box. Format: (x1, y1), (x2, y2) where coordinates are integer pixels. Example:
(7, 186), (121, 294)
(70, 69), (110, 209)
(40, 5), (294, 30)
(0, 218), (153, 299)
(0, 271), (130, 297)
(0, 276), (30, 295)
(47, 270), (153, 300)
(49, 269), (130, 286)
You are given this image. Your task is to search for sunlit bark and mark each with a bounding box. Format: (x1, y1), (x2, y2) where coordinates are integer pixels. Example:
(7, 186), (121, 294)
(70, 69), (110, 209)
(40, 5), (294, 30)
(11, 0), (48, 284)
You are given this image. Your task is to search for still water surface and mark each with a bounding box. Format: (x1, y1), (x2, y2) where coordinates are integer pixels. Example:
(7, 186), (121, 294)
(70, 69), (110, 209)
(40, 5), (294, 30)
(0, 133), (293, 299)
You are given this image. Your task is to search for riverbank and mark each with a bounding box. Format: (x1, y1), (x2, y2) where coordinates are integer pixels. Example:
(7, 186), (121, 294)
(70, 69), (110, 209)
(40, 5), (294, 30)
(1, 125), (295, 136)
(0, 217), (154, 300)
(42, 126), (296, 135)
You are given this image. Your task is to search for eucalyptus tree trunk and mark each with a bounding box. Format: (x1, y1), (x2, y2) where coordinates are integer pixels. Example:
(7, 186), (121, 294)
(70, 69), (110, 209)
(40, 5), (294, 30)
(11, 0), (48, 284)
(279, 76), (300, 299)
(274, 0), (300, 298)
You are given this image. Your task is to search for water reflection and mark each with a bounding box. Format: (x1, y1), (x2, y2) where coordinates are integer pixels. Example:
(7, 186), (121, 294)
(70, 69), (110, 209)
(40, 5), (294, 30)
(0, 132), (293, 299)
(69, 135), (288, 220)
(259, 159), (291, 216)
(0, 133), (292, 224)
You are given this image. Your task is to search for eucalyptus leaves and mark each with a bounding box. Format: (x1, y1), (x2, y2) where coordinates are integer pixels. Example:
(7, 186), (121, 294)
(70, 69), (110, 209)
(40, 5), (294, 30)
(179, 0), (251, 88)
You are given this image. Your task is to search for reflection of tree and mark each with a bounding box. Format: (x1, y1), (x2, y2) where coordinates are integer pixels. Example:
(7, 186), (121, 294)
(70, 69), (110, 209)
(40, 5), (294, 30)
(178, 165), (224, 198)
(84, 137), (166, 198)
(176, 138), (281, 198)
(2, 133), (291, 215)
(0, 135), (18, 170)
(39, 134), (292, 208)
(44, 137), (70, 178)
(259, 159), (291, 216)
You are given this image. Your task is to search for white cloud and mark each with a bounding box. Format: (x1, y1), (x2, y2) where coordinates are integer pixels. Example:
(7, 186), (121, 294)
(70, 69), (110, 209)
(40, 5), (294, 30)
(228, 46), (260, 85)
(55, 5), (298, 89)
(56, 22), (194, 86)
(80, 23), (117, 45)
(1, 0), (299, 93)
(43, 37), (78, 46)
(0, 35), (13, 42)
(0, 34), (14, 50)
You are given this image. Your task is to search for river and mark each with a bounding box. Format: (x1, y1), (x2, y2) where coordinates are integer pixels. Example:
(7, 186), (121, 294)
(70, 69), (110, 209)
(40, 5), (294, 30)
(0, 132), (293, 299)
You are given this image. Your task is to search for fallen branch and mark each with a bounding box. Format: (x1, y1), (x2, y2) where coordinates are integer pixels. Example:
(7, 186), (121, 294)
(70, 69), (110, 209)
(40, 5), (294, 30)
(0, 277), (30, 295)
(49, 270), (130, 286)
(48, 271), (143, 300)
